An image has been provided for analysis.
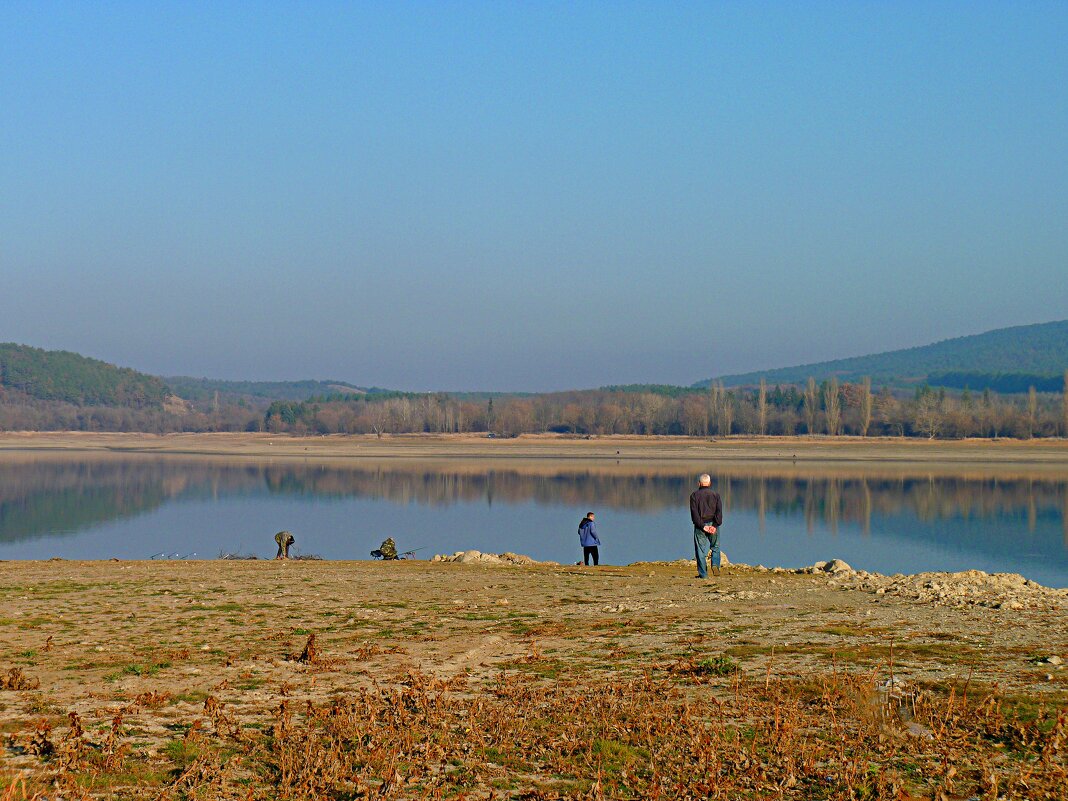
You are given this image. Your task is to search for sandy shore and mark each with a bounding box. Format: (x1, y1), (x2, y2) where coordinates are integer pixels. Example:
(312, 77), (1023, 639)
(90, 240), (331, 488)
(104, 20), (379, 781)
(3, 431), (1068, 467)
(1, 559), (1065, 798)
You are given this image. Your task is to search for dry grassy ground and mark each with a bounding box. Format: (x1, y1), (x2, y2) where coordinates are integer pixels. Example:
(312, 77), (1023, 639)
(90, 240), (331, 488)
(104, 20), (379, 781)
(1, 560), (1065, 799)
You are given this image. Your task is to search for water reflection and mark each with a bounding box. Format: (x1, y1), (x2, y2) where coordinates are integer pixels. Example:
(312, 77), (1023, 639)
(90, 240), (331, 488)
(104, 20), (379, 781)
(0, 454), (1066, 583)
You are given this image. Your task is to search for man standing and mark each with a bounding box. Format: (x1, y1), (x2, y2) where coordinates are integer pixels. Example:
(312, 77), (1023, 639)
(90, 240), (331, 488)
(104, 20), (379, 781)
(689, 474), (723, 579)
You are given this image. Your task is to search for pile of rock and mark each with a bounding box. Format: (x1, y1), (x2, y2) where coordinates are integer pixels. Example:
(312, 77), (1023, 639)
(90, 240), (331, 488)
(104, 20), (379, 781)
(784, 560), (1068, 611)
(845, 569), (1068, 611)
(430, 550), (556, 566)
(731, 558), (1067, 611)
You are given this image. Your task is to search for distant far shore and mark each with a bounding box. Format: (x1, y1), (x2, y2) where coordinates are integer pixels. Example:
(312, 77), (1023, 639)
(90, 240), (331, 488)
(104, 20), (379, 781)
(1, 430), (1067, 466)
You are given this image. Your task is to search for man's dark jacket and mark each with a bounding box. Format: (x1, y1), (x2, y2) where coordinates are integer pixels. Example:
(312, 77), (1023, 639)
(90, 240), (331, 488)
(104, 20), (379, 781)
(689, 486), (723, 528)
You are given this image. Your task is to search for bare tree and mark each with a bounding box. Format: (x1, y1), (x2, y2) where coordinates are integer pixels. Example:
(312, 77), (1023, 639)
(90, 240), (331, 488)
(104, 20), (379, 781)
(1027, 386), (1038, 439)
(708, 383), (722, 435)
(859, 376), (872, 437)
(824, 378), (841, 436)
(915, 393), (943, 439)
(757, 378), (767, 436)
(1063, 371), (1068, 437)
(721, 392), (734, 436)
(982, 390), (1003, 439)
(804, 377), (818, 434)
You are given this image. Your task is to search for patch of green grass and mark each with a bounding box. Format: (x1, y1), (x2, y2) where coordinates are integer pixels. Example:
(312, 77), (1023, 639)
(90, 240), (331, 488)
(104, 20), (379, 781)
(723, 641), (775, 658)
(26, 697), (64, 716)
(482, 745), (529, 771)
(170, 690), (210, 705)
(694, 655), (739, 676)
(723, 624), (759, 634)
(811, 624), (868, 637)
(508, 622), (539, 636)
(591, 738), (651, 775)
(163, 737), (202, 768)
(723, 640), (984, 667)
(71, 759), (171, 790)
(503, 658), (568, 680)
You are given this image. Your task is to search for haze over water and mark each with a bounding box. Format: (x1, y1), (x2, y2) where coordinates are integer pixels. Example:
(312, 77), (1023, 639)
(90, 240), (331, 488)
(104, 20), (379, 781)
(1, 456), (1066, 587)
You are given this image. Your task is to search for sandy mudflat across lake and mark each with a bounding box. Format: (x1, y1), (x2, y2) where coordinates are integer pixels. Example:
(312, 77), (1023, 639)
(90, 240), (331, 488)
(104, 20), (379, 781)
(1, 558), (1065, 798)
(3, 431), (1068, 472)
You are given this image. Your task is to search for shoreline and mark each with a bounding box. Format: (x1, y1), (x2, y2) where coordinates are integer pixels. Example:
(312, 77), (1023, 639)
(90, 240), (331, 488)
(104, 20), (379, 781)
(20, 552), (1068, 595)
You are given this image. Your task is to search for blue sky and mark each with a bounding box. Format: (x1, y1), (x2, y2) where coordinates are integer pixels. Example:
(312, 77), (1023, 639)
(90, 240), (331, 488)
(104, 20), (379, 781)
(2, 2), (1066, 391)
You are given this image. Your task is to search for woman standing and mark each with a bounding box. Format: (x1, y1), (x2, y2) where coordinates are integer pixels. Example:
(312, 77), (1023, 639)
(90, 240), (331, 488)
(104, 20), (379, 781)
(578, 512), (601, 566)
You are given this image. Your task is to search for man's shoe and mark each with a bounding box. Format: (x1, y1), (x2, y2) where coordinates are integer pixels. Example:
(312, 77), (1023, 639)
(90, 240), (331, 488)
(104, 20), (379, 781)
(712, 567), (721, 577)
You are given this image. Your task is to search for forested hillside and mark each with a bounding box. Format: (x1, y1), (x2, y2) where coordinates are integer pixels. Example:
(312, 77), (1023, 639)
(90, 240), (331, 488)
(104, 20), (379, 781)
(0, 344), (168, 408)
(166, 377), (370, 405)
(698, 320), (1068, 388)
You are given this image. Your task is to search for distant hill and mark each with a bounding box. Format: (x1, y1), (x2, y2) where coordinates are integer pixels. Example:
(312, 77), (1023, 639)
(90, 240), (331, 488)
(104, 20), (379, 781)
(695, 320), (1068, 390)
(0, 343), (169, 408)
(599, 384), (695, 397)
(165, 377), (374, 404)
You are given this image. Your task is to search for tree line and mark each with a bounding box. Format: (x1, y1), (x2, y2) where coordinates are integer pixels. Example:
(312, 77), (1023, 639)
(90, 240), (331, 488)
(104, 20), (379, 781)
(259, 373), (1068, 440)
(3, 373), (1068, 439)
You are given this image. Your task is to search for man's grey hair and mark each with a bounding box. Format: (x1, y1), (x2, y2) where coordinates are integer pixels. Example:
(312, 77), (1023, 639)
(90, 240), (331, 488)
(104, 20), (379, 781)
(699, 474), (711, 486)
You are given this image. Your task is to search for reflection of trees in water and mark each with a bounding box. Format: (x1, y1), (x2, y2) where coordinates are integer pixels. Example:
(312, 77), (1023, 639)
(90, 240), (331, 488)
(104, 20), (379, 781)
(0, 462), (169, 543)
(261, 467), (694, 511)
(1, 459), (1066, 544)
(724, 475), (1067, 536)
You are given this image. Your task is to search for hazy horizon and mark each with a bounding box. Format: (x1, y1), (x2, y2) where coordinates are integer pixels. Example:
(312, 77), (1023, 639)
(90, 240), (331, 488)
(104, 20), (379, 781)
(3, 3), (1066, 392)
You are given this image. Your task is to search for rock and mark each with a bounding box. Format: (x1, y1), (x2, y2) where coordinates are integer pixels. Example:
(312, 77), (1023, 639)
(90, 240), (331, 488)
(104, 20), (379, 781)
(1046, 655), (1064, 666)
(458, 551), (501, 564)
(824, 559), (853, 574)
(720, 552), (730, 566)
(904, 722), (934, 740)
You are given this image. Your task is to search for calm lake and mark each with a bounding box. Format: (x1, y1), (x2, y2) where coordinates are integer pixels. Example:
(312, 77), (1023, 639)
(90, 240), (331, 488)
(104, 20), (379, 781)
(2, 454), (1067, 587)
